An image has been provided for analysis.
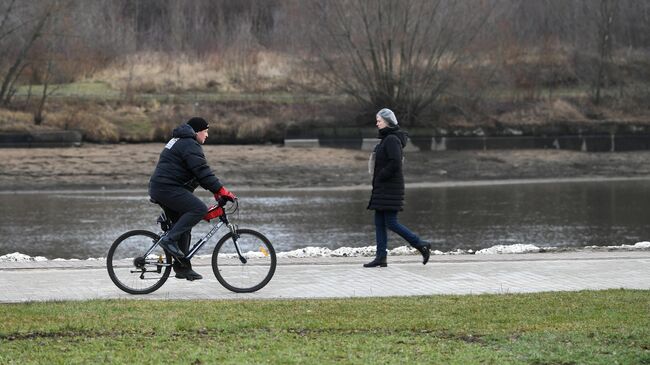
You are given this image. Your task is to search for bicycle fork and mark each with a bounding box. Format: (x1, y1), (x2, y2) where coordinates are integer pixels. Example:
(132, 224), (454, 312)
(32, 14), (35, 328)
(228, 223), (247, 264)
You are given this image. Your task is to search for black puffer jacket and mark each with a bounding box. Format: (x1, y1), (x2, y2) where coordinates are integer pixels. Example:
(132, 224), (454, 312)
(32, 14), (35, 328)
(367, 127), (408, 211)
(149, 124), (222, 193)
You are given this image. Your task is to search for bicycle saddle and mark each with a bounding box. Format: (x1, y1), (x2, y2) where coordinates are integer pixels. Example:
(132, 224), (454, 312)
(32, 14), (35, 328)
(150, 198), (174, 214)
(149, 199), (174, 231)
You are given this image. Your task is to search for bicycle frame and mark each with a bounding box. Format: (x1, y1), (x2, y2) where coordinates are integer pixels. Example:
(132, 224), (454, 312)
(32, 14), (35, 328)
(143, 207), (246, 264)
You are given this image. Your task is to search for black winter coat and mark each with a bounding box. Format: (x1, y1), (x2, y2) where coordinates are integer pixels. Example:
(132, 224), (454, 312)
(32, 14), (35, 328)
(367, 127), (408, 211)
(149, 124), (223, 193)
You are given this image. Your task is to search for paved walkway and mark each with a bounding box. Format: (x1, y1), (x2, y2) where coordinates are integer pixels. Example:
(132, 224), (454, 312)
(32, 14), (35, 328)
(1, 251), (648, 303)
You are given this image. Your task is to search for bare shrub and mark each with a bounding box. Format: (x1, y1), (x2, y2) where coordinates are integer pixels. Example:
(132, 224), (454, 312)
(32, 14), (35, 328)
(88, 52), (226, 93)
(88, 48), (324, 95)
(0, 108), (37, 132)
(497, 99), (587, 126)
(235, 117), (274, 142)
(47, 109), (119, 142)
(308, 0), (494, 125)
(206, 122), (236, 144)
(151, 120), (176, 141)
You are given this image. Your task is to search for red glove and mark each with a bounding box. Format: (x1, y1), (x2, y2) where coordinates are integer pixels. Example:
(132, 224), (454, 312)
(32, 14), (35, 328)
(203, 205), (224, 222)
(214, 186), (237, 202)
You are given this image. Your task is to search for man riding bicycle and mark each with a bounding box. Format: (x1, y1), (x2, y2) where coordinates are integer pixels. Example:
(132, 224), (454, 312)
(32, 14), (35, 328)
(149, 117), (236, 281)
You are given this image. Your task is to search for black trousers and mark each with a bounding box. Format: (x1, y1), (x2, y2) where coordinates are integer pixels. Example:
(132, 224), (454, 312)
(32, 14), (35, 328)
(163, 211), (192, 254)
(149, 182), (208, 245)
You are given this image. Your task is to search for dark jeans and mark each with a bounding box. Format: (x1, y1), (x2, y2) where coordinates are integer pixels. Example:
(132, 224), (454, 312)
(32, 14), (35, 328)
(374, 210), (421, 258)
(149, 183), (207, 244)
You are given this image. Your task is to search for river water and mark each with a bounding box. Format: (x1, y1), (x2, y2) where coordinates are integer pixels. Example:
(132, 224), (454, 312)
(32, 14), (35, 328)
(1, 179), (649, 259)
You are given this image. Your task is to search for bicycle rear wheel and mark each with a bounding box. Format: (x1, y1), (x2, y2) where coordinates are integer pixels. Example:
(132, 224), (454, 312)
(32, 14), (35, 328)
(106, 230), (172, 295)
(212, 228), (276, 293)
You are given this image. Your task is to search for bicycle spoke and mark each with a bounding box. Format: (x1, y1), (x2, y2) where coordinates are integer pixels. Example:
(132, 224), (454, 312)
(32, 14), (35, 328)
(107, 230), (172, 295)
(212, 229), (276, 293)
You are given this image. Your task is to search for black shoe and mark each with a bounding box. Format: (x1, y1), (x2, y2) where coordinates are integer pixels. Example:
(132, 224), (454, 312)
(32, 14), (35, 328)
(184, 268), (203, 281)
(415, 241), (431, 265)
(363, 256), (387, 268)
(175, 269), (203, 281)
(174, 270), (188, 279)
(173, 260), (202, 281)
(158, 237), (185, 259)
(173, 259), (188, 279)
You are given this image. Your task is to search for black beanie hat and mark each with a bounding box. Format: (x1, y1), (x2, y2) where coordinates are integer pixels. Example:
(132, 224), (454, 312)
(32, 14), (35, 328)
(186, 117), (209, 132)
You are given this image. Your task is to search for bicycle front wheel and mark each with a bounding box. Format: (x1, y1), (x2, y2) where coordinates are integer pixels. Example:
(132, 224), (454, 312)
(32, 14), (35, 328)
(212, 229), (276, 293)
(106, 230), (172, 295)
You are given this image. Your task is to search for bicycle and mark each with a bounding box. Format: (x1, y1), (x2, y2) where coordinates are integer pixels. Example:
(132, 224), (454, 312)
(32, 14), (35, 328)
(107, 198), (276, 294)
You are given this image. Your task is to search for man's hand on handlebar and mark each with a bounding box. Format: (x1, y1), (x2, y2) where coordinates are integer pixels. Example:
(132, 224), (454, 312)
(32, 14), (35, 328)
(214, 186), (237, 203)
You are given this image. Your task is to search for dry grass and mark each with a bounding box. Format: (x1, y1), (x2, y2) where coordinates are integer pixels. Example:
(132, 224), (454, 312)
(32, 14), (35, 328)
(46, 109), (120, 142)
(89, 52), (226, 93)
(86, 51), (325, 94)
(0, 94), (341, 143)
(498, 99), (588, 125)
(0, 109), (37, 132)
(3, 48), (648, 143)
(233, 116), (274, 142)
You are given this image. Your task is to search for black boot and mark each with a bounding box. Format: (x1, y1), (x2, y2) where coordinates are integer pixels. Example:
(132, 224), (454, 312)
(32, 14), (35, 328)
(184, 268), (203, 281)
(363, 256), (387, 268)
(173, 259), (202, 281)
(158, 237), (185, 259)
(415, 241), (431, 265)
(173, 259), (188, 279)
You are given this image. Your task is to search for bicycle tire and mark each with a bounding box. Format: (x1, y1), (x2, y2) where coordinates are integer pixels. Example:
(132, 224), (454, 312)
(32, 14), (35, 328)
(106, 230), (172, 295)
(211, 228), (276, 293)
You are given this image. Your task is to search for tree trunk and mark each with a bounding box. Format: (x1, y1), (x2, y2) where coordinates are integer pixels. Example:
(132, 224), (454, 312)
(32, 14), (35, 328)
(0, 8), (51, 105)
(594, 0), (615, 105)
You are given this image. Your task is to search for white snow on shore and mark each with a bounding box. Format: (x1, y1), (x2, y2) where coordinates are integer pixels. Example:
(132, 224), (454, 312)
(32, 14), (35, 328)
(475, 244), (542, 255)
(584, 241), (650, 249)
(634, 241), (650, 248)
(1, 241), (649, 262)
(0, 252), (48, 262)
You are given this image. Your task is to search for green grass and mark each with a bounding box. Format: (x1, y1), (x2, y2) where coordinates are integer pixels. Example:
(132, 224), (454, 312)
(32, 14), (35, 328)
(14, 81), (122, 99)
(13, 81), (339, 104)
(1, 290), (648, 364)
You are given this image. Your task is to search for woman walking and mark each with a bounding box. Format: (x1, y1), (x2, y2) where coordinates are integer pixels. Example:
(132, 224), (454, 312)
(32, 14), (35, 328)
(365, 108), (431, 267)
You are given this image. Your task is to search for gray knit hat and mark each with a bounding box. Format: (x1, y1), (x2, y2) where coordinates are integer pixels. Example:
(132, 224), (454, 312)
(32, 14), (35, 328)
(377, 108), (398, 126)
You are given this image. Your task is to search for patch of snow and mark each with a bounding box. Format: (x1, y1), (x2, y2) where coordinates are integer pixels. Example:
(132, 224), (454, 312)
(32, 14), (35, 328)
(277, 246), (333, 258)
(332, 246), (376, 257)
(476, 244), (541, 255)
(633, 241), (650, 248)
(0, 252), (48, 262)
(388, 246), (415, 256)
(584, 241), (650, 250)
(2, 240), (649, 262)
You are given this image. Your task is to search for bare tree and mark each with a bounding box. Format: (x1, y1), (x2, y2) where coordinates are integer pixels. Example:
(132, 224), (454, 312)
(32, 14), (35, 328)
(0, 0), (16, 41)
(33, 58), (55, 125)
(592, 0), (617, 104)
(307, 0), (492, 124)
(0, 1), (76, 108)
(0, 1), (55, 105)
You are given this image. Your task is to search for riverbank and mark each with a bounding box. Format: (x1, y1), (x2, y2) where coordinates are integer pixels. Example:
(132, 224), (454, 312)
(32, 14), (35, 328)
(2, 144), (650, 191)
